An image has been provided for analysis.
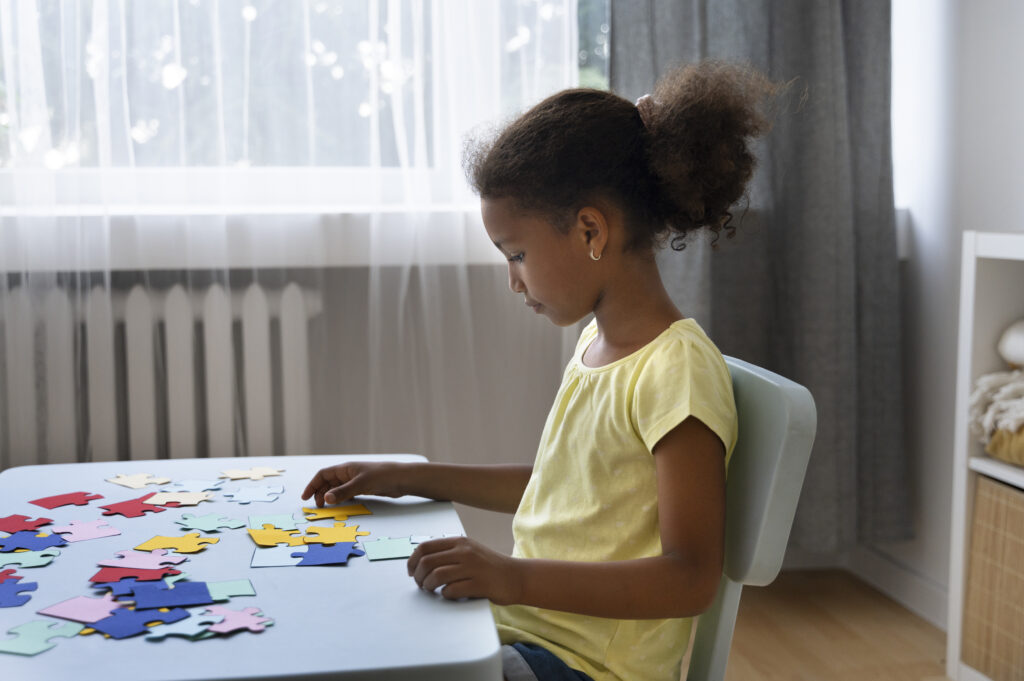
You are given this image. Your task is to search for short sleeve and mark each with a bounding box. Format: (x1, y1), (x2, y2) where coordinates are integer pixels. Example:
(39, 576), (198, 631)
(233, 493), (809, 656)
(631, 328), (737, 464)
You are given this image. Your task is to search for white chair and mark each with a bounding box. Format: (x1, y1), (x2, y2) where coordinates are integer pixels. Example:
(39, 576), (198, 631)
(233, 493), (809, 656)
(685, 356), (817, 681)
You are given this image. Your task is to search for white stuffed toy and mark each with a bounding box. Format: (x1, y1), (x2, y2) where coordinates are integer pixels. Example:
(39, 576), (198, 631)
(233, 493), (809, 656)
(969, 319), (1024, 466)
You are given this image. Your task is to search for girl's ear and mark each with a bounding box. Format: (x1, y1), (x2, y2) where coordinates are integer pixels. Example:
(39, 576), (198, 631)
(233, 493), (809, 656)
(575, 206), (609, 260)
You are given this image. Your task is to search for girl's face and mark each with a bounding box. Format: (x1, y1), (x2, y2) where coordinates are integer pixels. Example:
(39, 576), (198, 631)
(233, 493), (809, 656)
(481, 197), (598, 327)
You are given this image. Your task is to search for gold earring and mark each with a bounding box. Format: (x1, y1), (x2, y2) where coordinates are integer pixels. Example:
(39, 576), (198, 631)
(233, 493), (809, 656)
(590, 250), (602, 262)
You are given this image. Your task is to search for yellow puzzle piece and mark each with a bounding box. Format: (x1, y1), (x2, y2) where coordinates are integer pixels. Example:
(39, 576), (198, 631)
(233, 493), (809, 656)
(135, 533), (220, 554)
(247, 526), (305, 547)
(219, 467), (284, 481)
(303, 523), (370, 545)
(302, 504), (372, 522)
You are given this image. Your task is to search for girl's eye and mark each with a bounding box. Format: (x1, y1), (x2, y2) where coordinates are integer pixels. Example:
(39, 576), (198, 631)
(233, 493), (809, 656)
(508, 253), (524, 263)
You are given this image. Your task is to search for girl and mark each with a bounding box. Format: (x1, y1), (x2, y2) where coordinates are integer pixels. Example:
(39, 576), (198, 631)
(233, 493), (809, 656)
(302, 61), (775, 681)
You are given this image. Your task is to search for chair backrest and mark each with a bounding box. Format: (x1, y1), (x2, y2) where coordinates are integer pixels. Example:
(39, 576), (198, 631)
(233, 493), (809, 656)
(686, 356), (817, 681)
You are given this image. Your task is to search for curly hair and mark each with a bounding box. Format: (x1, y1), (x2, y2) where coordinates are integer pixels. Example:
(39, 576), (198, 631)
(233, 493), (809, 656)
(464, 60), (777, 252)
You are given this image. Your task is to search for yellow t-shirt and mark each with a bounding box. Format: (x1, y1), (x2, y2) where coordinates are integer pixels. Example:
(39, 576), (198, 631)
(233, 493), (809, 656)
(493, 317), (737, 681)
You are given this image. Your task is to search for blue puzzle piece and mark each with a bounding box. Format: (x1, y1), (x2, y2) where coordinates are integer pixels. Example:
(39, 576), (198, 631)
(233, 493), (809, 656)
(161, 479), (224, 493)
(223, 485), (284, 504)
(92, 579), (140, 598)
(0, 579), (38, 607)
(0, 531), (66, 553)
(291, 542), (365, 566)
(128, 581), (214, 609)
(89, 606), (189, 639)
(0, 549), (60, 569)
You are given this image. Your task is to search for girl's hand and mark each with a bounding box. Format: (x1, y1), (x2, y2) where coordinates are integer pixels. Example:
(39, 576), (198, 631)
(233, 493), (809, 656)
(407, 536), (522, 605)
(300, 462), (407, 507)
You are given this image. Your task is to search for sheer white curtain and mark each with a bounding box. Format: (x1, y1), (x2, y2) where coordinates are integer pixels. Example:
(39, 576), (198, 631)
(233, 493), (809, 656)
(0, 0), (582, 549)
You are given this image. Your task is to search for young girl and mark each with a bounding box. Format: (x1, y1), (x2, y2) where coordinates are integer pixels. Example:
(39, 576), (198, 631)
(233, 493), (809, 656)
(302, 61), (774, 681)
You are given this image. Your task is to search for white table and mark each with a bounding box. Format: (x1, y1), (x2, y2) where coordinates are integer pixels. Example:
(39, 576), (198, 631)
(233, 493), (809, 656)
(0, 454), (502, 681)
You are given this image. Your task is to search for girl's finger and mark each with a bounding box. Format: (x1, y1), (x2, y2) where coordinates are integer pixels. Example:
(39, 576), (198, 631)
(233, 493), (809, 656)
(419, 564), (464, 592)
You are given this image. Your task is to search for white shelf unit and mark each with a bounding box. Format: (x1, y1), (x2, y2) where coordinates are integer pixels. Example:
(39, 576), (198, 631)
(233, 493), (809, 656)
(948, 230), (1024, 681)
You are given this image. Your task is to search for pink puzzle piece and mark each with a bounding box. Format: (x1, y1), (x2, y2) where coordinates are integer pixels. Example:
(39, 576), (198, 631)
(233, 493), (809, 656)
(97, 549), (187, 571)
(37, 592), (125, 623)
(0, 515), (53, 534)
(50, 519), (121, 543)
(29, 492), (104, 510)
(203, 605), (272, 634)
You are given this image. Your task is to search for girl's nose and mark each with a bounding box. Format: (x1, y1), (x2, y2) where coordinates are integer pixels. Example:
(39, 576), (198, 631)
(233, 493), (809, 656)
(508, 265), (525, 293)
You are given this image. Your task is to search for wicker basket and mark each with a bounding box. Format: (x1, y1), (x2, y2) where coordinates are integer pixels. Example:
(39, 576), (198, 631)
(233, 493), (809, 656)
(962, 475), (1024, 680)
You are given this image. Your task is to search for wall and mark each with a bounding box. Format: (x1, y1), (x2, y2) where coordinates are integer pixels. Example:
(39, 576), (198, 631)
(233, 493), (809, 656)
(857, 0), (1024, 630)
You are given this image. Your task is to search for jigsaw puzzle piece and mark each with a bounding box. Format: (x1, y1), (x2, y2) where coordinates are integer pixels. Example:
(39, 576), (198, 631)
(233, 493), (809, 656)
(0, 549), (60, 569)
(50, 519), (121, 543)
(302, 523), (370, 545)
(90, 606), (189, 639)
(247, 526), (305, 547)
(361, 536), (418, 561)
(89, 566), (181, 583)
(144, 612), (223, 641)
(0, 620), (84, 655)
(29, 491), (104, 509)
(247, 513), (305, 531)
(99, 493), (167, 518)
(0, 531), (67, 552)
(0, 578), (37, 607)
(207, 579), (256, 601)
(0, 515), (53, 534)
(135, 533), (219, 554)
(37, 592), (125, 623)
(146, 491), (213, 506)
(0, 569), (20, 583)
(250, 545), (304, 567)
(128, 581), (214, 609)
(105, 473), (171, 489)
(161, 479), (224, 493)
(223, 485), (285, 504)
(175, 513), (245, 533)
(97, 549), (187, 570)
(203, 605), (273, 634)
(219, 466), (285, 481)
(292, 542), (364, 566)
(302, 504), (372, 522)
(91, 579), (140, 597)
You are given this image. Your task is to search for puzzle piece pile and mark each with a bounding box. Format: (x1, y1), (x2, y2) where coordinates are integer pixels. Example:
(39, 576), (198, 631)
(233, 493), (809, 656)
(0, 466), (287, 657)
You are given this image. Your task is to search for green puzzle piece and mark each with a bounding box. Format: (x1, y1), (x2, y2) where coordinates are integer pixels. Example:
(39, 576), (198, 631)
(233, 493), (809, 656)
(362, 537), (418, 561)
(0, 549), (61, 569)
(208, 579), (256, 601)
(175, 513), (246, 533)
(0, 620), (84, 656)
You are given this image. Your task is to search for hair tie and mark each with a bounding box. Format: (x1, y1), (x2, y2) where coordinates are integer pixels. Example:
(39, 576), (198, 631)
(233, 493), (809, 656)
(635, 94), (655, 129)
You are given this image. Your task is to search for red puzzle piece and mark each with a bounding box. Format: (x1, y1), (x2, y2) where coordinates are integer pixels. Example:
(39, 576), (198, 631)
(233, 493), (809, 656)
(89, 566), (182, 584)
(0, 515), (52, 534)
(99, 493), (173, 519)
(29, 492), (104, 509)
(0, 569), (22, 584)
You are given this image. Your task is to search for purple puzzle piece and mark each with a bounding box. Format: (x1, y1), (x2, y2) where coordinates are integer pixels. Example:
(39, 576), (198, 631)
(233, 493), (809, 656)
(127, 581), (214, 609)
(0, 531), (67, 553)
(50, 519), (121, 543)
(89, 606), (189, 639)
(291, 542), (365, 566)
(38, 592), (125, 623)
(0, 578), (38, 607)
(97, 549), (186, 571)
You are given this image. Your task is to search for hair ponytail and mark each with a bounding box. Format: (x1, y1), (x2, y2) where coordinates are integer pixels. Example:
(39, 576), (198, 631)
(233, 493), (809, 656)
(465, 60), (776, 252)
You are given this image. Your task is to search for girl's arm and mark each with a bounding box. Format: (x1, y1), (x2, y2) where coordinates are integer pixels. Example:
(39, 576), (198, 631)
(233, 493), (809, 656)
(302, 461), (533, 515)
(408, 416), (726, 618)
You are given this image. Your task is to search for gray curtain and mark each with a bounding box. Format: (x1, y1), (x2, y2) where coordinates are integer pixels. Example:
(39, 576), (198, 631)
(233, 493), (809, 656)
(611, 0), (910, 553)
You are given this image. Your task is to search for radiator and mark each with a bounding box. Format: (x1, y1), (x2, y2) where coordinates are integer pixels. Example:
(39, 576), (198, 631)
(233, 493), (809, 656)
(1, 282), (321, 467)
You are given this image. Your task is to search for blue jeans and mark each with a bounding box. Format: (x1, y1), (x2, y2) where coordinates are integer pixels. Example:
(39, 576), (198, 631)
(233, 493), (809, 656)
(501, 643), (596, 681)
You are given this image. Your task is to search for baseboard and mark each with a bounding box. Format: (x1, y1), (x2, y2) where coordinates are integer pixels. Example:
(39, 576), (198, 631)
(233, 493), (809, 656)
(847, 545), (948, 630)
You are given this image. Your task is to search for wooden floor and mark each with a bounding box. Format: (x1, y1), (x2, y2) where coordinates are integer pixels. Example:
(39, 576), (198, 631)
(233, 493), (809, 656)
(716, 570), (948, 681)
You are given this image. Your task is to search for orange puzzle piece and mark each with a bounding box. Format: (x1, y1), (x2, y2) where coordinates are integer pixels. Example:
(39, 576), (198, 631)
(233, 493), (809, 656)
(247, 526), (305, 547)
(134, 533), (219, 554)
(302, 523), (369, 545)
(302, 504), (372, 523)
